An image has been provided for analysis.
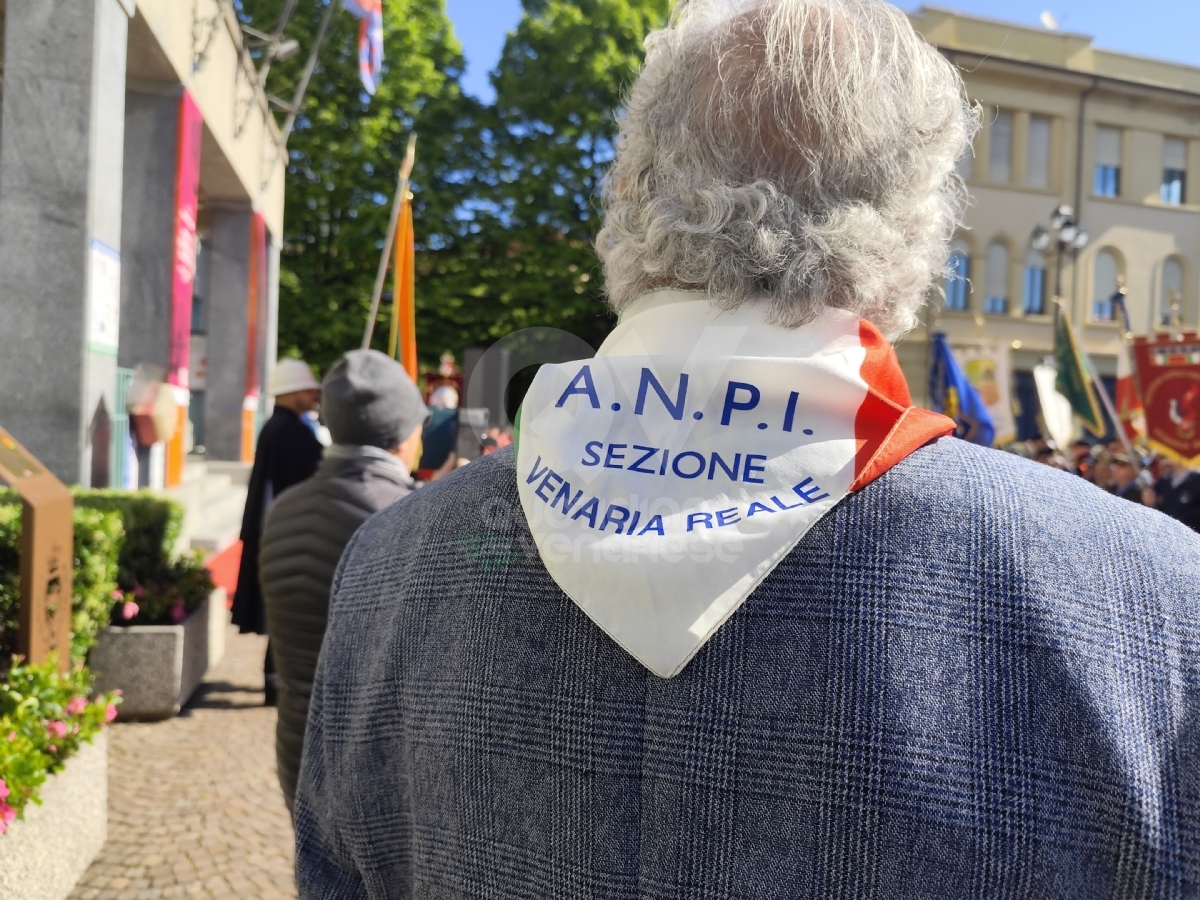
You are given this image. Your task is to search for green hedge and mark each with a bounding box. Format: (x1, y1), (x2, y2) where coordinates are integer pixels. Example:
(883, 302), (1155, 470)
(0, 489), (185, 593)
(0, 506), (124, 670)
(0, 488), (210, 649)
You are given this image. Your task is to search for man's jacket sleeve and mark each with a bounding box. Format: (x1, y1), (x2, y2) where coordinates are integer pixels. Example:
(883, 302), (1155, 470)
(293, 544), (373, 900)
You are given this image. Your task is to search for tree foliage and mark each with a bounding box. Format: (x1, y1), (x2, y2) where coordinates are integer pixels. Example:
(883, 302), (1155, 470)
(241, 0), (668, 373)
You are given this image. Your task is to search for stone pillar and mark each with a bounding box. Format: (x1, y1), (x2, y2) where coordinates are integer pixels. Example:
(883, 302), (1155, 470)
(204, 205), (252, 462)
(0, 0), (130, 485)
(118, 86), (179, 487)
(118, 87), (179, 377)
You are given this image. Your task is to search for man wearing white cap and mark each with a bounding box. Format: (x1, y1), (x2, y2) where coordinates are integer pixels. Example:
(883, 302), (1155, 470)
(232, 357), (324, 705)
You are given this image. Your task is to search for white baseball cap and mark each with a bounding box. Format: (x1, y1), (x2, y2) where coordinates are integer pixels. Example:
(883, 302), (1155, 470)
(429, 385), (459, 409)
(269, 358), (321, 396)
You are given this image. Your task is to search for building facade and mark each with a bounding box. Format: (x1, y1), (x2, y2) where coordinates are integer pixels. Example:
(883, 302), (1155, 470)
(903, 6), (1200, 440)
(0, 0), (285, 487)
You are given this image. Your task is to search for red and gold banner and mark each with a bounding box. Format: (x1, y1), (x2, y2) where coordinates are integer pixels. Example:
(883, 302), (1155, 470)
(169, 91), (203, 389)
(1132, 331), (1200, 464)
(241, 212), (269, 463)
(165, 91), (203, 487)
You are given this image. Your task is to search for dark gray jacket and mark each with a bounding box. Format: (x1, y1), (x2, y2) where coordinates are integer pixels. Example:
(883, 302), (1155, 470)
(295, 442), (1200, 899)
(260, 447), (415, 809)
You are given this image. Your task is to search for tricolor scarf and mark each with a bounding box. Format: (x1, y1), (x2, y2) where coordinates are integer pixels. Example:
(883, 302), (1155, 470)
(516, 291), (953, 677)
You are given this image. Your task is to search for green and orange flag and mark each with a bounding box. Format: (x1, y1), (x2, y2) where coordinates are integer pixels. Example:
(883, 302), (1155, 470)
(1054, 310), (1106, 435)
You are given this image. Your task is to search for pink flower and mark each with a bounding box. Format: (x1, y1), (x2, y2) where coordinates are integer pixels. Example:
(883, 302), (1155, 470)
(104, 703), (118, 723)
(110, 589), (123, 600)
(120, 601), (139, 620)
(65, 696), (87, 716)
(46, 720), (68, 739)
(0, 778), (9, 800)
(170, 599), (187, 624)
(133, 585), (146, 600)
(0, 801), (14, 830)
(47, 745), (56, 754)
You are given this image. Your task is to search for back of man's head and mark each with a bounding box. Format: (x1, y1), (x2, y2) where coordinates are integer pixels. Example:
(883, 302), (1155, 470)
(322, 350), (427, 449)
(598, 0), (977, 339)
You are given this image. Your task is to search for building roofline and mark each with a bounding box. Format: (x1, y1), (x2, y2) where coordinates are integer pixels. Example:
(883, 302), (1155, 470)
(937, 47), (1200, 103)
(916, 4), (1093, 43)
(912, 5), (1200, 98)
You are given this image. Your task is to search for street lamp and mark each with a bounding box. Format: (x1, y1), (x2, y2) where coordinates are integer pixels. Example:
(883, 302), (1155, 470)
(1030, 204), (1089, 320)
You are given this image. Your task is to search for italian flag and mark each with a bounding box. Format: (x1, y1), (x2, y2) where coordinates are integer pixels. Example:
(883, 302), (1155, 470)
(1116, 340), (1144, 440)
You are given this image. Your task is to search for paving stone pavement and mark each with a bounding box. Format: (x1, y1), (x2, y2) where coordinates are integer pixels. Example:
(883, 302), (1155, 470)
(69, 624), (297, 900)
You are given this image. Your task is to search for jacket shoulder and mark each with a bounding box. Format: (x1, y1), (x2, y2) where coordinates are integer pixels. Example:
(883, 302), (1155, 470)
(344, 450), (516, 561)
(868, 437), (1200, 580)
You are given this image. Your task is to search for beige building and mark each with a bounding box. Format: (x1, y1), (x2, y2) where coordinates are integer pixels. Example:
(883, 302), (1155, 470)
(902, 6), (1200, 439)
(0, 0), (286, 491)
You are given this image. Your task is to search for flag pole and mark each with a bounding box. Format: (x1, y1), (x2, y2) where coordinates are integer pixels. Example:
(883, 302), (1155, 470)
(1110, 281), (1146, 450)
(1091, 372), (1134, 458)
(363, 133), (417, 351)
(1062, 288), (1136, 459)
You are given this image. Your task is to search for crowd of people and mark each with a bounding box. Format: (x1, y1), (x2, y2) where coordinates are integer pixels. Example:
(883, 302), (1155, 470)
(1019, 436), (1200, 529)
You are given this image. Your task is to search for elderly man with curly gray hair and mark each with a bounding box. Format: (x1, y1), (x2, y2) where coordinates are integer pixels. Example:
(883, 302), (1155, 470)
(294, 1), (1200, 896)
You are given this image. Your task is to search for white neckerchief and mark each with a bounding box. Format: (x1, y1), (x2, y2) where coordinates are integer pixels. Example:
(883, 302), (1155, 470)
(516, 291), (949, 677)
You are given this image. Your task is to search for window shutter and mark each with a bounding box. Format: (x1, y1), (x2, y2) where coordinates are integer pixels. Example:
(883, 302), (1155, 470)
(1096, 127), (1121, 167)
(1162, 258), (1184, 323)
(1094, 251), (1118, 302)
(1164, 137), (1187, 172)
(986, 242), (1009, 299)
(989, 111), (1013, 182)
(1027, 116), (1051, 189)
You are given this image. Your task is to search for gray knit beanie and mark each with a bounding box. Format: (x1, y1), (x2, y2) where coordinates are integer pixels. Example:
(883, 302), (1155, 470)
(321, 350), (428, 448)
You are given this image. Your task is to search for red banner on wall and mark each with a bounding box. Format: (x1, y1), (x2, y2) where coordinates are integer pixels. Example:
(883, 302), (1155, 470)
(1131, 331), (1200, 465)
(168, 91), (203, 389)
(241, 211), (269, 463)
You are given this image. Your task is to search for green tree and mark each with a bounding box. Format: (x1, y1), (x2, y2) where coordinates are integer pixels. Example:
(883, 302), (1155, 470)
(418, 0), (670, 359)
(239, 0), (480, 372)
(241, 0), (668, 373)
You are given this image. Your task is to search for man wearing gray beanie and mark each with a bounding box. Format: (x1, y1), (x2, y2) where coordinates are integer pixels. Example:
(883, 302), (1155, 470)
(258, 349), (427, 810)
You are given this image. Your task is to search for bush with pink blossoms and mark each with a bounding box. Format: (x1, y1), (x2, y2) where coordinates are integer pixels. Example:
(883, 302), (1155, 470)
(0, 657), (117, 833)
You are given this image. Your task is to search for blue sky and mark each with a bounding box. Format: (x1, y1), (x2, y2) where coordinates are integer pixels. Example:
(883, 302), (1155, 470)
(445, 0), (1200, 102)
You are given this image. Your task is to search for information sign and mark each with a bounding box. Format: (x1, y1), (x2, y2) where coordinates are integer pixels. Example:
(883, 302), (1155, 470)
(0, 428), (73, 671)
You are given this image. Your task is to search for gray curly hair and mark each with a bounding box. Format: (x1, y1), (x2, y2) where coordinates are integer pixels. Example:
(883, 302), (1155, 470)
(597, 0), (978, 339)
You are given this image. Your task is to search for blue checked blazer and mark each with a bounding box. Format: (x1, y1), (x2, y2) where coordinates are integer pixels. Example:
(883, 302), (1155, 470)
(294, 439), (1200, 899)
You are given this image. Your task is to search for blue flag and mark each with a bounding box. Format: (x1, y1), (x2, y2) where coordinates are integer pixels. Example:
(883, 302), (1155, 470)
(928, 332), (995, 446)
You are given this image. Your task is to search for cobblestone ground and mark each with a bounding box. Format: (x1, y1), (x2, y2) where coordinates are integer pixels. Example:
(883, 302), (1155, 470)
(69, 625), (297, 900)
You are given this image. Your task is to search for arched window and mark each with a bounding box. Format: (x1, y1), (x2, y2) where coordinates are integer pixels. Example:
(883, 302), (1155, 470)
(984, 241), (1009, 315)
(945, 239), (969, 311)
(1022, 247), (1046, 315)
(1161, 257), (1184, 325)
(1092, 250), (1119, 321)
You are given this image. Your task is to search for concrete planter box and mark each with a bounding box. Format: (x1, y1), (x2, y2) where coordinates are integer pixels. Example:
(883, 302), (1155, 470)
(0, 732), (107, 900)
(88, 588), (227, 719)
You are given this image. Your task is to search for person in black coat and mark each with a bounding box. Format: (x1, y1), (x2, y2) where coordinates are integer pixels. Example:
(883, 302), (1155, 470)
(259, 349), (426, 809)
(1154, 460), (1200, 531)
(232, 359), (324, 704)
(1107, 453), (1153, 506)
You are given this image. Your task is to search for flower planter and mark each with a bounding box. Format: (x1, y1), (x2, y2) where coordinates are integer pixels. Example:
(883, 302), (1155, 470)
(87, 588), (227, 719)
(0, 732), (107, 900)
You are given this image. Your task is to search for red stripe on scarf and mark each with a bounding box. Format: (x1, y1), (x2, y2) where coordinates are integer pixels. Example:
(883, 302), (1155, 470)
(851, 320), (955, 492)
